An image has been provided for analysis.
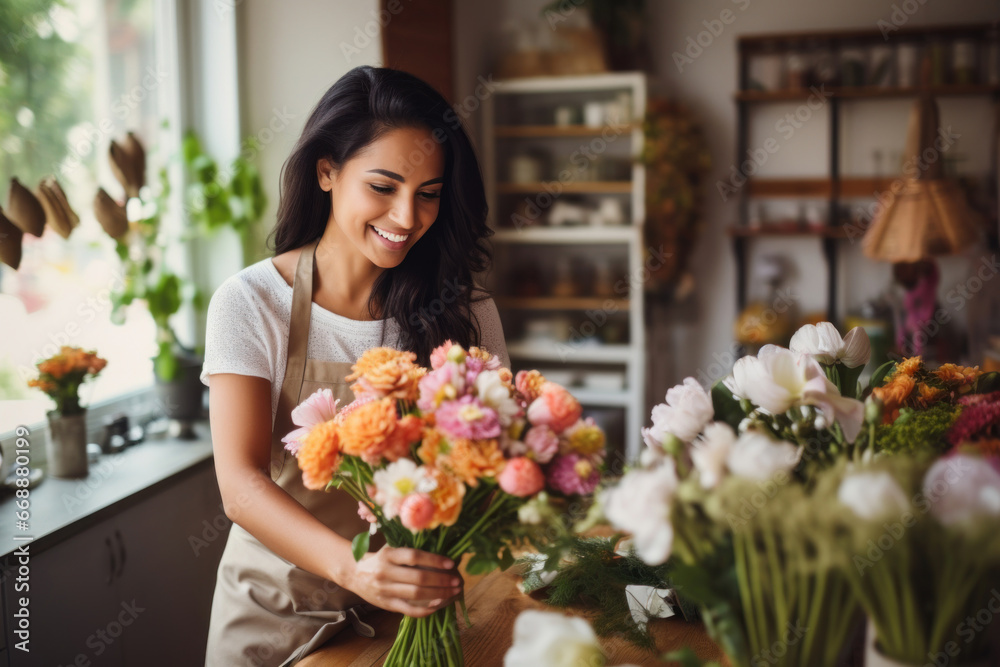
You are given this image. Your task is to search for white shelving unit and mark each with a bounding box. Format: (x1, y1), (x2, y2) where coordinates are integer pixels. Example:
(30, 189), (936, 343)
(482, 72), (647, 463)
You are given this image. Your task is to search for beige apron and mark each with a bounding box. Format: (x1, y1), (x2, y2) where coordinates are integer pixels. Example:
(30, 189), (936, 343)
(205, 238), (388, 667)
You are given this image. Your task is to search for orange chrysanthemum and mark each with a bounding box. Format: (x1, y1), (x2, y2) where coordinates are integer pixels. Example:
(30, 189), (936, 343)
(934, 363), (980, 386)
(895, 357), (922, 377)
(338, 398), (423, 465)
(515, 370), (546, 403)
(426, 467), (465, 529)
(297, 420), (342, 490)
(345, 347), (426, 401)
(914, 382), (947, 407)
(873, 374), (916, 423)
(417, 427), (450, 466)
(436, 437), (506, 487)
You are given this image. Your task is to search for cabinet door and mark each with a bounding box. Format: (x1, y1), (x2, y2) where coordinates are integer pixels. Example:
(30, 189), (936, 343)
(114, 463), (229, 666)
(5, 515), (125, 667)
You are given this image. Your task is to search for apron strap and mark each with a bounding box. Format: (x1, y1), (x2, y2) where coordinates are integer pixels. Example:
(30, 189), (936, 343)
(272, 238), (319, 440)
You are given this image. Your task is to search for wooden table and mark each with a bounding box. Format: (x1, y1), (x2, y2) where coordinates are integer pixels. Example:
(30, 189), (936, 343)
(297, 560), (725, 666)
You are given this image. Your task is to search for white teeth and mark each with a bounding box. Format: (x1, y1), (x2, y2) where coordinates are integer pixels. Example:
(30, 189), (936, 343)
(373, 226), (409, 243)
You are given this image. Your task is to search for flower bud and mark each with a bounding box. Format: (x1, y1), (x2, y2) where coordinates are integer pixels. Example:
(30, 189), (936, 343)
(865, 395), (883, 424)
(446, 344), (466, 364)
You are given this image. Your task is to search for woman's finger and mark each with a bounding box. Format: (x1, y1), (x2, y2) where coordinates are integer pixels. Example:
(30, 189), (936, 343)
(385, 547), (454, 571)
(386, 563), (460, 589)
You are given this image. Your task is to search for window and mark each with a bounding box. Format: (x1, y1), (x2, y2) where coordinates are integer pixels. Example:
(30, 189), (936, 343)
(0, 0), (179, 434)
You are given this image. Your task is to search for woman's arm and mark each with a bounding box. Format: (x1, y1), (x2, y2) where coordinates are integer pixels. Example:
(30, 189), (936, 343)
(208, 372), (462, 616)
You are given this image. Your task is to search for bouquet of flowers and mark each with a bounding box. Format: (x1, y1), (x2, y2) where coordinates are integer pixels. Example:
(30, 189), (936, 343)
(829, 452), (1000, 665)
(28, 345), (108, 416)
(597, 322), (873, 666)
(283, 342), (606, 667)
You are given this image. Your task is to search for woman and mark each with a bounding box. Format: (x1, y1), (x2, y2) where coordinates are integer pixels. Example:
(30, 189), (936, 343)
(199, 65), (509, 666)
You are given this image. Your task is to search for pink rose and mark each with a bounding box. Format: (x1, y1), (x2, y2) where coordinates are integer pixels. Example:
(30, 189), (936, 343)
(399, 494), (435, 531)
(527, 382), (582, 433)
(498, 457), (545, 497)
(523, 425), (559, 464)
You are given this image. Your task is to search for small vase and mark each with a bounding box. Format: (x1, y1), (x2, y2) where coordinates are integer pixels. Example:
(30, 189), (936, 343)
(864, 620), (992, 667)
(46, 410), (89, 478)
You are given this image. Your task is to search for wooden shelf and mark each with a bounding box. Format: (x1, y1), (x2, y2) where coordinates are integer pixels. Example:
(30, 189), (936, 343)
(746, 177), (898, 198)
(736, 83), (1000, 102)
(571, 388), (631, 407)
(737, 23), (995, 50)
(728, 223), (851, 239)
(491, 225), (638, 244)
(506, 341), (633, 364)
(495, 124), (641, 138)
(497, 296), (630, 310)
(496, 181), (633, 194)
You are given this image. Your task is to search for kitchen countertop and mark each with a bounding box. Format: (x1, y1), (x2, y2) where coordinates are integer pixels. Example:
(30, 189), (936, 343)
(0, 421), (214, 558)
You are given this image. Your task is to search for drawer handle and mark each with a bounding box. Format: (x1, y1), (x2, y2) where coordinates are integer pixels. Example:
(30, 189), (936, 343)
(105, 536), (117, 584)
(114, 529), (127, 578)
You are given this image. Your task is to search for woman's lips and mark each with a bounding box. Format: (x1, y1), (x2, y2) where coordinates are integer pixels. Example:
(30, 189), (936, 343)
(370, 224), (410, 250)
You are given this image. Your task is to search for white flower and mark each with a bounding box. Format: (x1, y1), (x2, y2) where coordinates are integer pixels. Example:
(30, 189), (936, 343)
(726, 431), (802, 481)
(728, 345), (865, 443)
(838, 471), (910, 520)
(691, 422), (737, 489)
(924, 455), (1000, 526)
(504, 610), (605, 667)
(603, 460), (678, 566)
(372, 459), (436, 519)
(642, 377), (714, 446)
(790, 322), (871, 368)
(475, 370), (520, 427)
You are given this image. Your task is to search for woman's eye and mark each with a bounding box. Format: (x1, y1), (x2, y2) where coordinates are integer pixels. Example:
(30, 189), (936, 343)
(369, 184), (393, 195)
(419, 191), (441, 201)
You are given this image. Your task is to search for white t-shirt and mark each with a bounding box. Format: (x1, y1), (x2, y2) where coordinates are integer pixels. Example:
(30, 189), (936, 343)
(199, 257), (510, 425)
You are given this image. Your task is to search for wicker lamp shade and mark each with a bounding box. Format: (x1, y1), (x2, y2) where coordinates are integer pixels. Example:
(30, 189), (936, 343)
(862, 95), (981, 263)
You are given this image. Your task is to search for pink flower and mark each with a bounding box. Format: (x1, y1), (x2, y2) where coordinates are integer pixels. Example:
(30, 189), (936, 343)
(527, 382), (582, 433)
(417, 362), (465, 413)
(465, 356), (485, 386)
(283, 388), (339, 455)
(948, 391), (1000, 447)
(546, 453), (600, 496)
(357, 501), (377, 524)
(499, 457), (545, 497)
(430, 340), (457, 370)
(523, 425), (559, 464)
(399, 494), (435, 531)
(435, 395), (501, 440)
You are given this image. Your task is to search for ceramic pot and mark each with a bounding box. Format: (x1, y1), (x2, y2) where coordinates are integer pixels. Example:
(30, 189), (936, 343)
(46, 410), (88, 478)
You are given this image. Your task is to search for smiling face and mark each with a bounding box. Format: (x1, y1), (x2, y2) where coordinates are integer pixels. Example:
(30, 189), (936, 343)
(318, 126), (445, 269)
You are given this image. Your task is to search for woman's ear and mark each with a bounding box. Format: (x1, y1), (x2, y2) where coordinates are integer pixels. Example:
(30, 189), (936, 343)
(316, 157), (338, 192)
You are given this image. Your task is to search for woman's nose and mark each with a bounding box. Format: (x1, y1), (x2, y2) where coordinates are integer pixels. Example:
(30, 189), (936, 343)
(389, 199), (417, 230)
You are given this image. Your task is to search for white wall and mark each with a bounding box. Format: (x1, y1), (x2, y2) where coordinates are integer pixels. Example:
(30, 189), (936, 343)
(236, 0), (385, 264)
(454, 0), (1000, 388)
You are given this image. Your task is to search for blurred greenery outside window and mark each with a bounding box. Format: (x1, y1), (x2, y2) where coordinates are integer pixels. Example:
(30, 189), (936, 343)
(0, 0), (174, 433)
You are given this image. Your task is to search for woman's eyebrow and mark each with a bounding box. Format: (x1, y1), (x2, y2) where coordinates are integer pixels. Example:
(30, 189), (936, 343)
(366, 168), (444, 187)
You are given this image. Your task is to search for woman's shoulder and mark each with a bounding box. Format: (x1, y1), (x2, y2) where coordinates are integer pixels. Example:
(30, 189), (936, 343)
(207, 259), (284, 320)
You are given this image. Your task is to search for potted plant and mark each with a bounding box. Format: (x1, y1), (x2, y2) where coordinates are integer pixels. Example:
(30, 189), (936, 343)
(95, 125), (265, 429)
(28, 346), (107, 478)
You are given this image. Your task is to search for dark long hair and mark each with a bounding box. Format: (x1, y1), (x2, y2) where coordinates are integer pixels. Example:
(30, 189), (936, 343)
(267, 66), (492, 366)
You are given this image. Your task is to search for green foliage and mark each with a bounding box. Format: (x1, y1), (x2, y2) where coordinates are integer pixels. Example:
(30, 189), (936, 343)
(873, 402), (962, 456)
(181, 129), (266, 239)
(516, 535), (701, 653)
(351, 531), (370, 562)
(0, 0), (87, 185)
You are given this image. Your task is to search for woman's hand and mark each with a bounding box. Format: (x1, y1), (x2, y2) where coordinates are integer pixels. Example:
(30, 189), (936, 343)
(347, 545), (463, 617)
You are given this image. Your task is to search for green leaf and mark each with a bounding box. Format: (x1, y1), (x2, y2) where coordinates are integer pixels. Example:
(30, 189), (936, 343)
(499, 547), (514, 571)
(868, 360), (896, 390)
(710, 379), (744, 431)
(154, 343), (178, 382)
(465, 552), (499, 575)
(351, 531), (370, 562)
